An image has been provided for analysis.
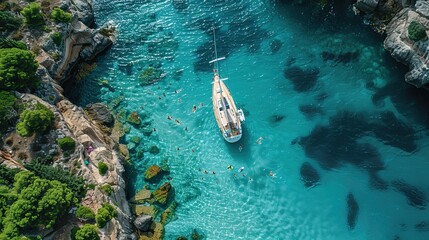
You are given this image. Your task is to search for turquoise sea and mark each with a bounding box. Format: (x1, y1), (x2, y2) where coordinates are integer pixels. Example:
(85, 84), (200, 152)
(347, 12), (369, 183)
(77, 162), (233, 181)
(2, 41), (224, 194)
(67, 0), (429, 239)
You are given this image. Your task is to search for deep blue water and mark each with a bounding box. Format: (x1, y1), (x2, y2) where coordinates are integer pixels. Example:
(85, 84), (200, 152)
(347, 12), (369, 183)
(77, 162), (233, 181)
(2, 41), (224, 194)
(67, 0), (429, 239)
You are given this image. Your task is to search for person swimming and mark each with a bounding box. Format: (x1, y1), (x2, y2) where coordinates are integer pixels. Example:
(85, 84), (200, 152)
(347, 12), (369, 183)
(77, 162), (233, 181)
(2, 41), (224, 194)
(269, 171), (276, 177)
(227, 165), (234, 170)
(175, 119), (181, 124)
(256, 137), (264, 144)
(192, 105), (197, 112)
(238, 166), (244, 173)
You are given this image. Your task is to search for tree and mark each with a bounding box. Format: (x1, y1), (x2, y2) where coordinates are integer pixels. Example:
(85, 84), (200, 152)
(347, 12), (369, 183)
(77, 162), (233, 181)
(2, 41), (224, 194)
(16, 103), (54, 137)
(0, 91), (20, 133)
(0, 11), (22, 31)
(20, 2), (44, 25)
(0, 48), (39, 91)
(408, 21), (427, 42)
(75, 224), (99, 240)
(50, 7), (72, 23)
(76, 205), (95, 221)
(0, 38), (26, 50)
(95, 203), (116, 228)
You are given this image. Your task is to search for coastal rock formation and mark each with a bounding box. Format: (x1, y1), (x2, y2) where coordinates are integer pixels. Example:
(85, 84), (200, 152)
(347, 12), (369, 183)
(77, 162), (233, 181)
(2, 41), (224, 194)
(355, 0), (380, 13)
(347, 193), (359, 230)
(152, 182), (173, 205)
(392, 179), (427, 209)
(384, 3), (429, 89)
(57, 99), (136, 239)
(85, 103), (115, 130)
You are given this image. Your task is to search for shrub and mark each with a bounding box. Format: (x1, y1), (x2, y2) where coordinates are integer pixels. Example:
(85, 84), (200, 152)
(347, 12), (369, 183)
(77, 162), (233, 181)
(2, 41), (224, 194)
(0, 38), (26, 49)
(16, 103), (54, 136)
(75, 224), (99, 240)
(96, 203), (116, 228)
(76, 205), (95, 221)
(21, 2), (44, 25)
(24, 160), (86, 199)
(408, 21), (427, 42)
(58, 136), (75, 151)
(99, 184), (113, 195)
(0, 91), (20, 133)
(0, 48), (39, 91)
(98, 162), (108, 175)
(50, 7), (72, 23)
(0, 11), (22, 31)
(51, 31), (62, 46)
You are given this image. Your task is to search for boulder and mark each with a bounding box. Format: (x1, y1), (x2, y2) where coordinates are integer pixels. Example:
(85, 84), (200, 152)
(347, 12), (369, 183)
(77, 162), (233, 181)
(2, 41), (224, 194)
(85, 103), (115, 128)
(152, 182), (172, 205)
(133, 204), (158, 217)
(144, 165), (162, 181)
(355, 0), (380, 13)
(134, 214), (152, 232)
(131, 189), (152, 204)
(126, 112), (141, 126)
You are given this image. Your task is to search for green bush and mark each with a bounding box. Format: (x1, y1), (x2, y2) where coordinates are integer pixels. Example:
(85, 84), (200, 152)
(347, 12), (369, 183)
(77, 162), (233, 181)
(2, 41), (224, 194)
(16, 103), (54, 136)
(0, 91), (21, 133)
(99, 184), (113, 195)
(51, 32), (62, 46)
(21, 2), (44, 25)
(0, 48), (39, 91)
(95, 203), (116, 228)
(76, 205), (95, 221)
(408, 21), (427, 42)
(0, 38), (26, 49)
(74, 224), (99, 240)
(0, 11), (22, 31)
(98, 162), (108, 175)
(58, 136), (76, 151)
(50, 7), (72, 23)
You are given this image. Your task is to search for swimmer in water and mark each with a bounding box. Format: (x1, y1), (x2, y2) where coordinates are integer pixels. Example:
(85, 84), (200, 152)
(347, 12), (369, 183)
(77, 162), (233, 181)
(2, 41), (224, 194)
(238, 144), (243, 152)
(256, 137), (264, 144)
(192, 105), (197, 112)
(175, 119), (181, 124)
(238, 167), (244, 173)
(269, 171), (276, 177)
(227, 165), (234, 170)
(167, 116), (172, 120)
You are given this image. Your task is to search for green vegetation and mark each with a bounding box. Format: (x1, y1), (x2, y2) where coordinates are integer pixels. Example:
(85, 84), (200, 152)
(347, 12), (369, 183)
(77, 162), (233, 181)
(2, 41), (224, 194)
(58, 136), (76, 151)
(149, 145), (160, 155)
(0, 165), (20, 187)
(25, 160), (86, 199)
(75, 224), (99, 240)
(0, 48), (39, 91)
(139, 67), (165, 86)
(95, 203), (116, 228)
(0, 171), (76, 238)
(0, 91), (21, 133)
(50, 7), (72, 23)
(99, 184), (113, 195)
(0, 38), (26, 49)
(98, 162), (108, 175)
(408, 21), (427, 42)
(51, 31), (62, 46)
(16, 103), (54, 137)
(0, 11), (22, 31)
(21, 2), (44, 26)
(75, 205), (95, 221)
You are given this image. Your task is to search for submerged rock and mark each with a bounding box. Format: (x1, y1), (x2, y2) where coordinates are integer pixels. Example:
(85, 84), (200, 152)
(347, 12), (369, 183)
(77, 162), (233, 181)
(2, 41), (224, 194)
(392, 180), (427, 209)
(144, 165), (162, 181)
(270, 39), (283, 54)
(300, 162), (320, 188)
(347, 193), (359, 230)
(415, 221), (429, 231)
(160, 201), (178, 225)
(127, 111), (142, 126)
(299, 104), (324, 119)
(152, 182), (173, 205)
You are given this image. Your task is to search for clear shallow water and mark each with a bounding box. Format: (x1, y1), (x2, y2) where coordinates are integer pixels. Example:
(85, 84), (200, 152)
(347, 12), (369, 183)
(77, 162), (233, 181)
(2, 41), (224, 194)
(68, 0), (429, 239)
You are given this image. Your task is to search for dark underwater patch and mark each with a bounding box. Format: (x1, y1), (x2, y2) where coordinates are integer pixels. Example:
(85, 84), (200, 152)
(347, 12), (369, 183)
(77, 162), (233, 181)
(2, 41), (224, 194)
(283, 66), (319, 92)
(370, 111), (417, 153)
(321, 50), (360, 64)
(172, 0), (189, 11)
(347, 193), (359, 230)
(299, 104), (323, 119)
(299, 162), (320, 188)
(270, 39), (283, 54)
(392, 180), (427, 210)
(269, 114), (285, 125)
(415, 221), (429, 232)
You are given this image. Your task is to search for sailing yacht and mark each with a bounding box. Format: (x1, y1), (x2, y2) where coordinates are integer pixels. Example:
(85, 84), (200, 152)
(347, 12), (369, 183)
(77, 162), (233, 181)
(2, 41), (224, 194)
(210, 30), (245, 143)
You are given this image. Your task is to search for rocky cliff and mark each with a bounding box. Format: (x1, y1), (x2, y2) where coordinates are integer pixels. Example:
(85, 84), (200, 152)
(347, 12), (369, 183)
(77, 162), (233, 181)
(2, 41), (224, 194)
(354, 0), (429, 90)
